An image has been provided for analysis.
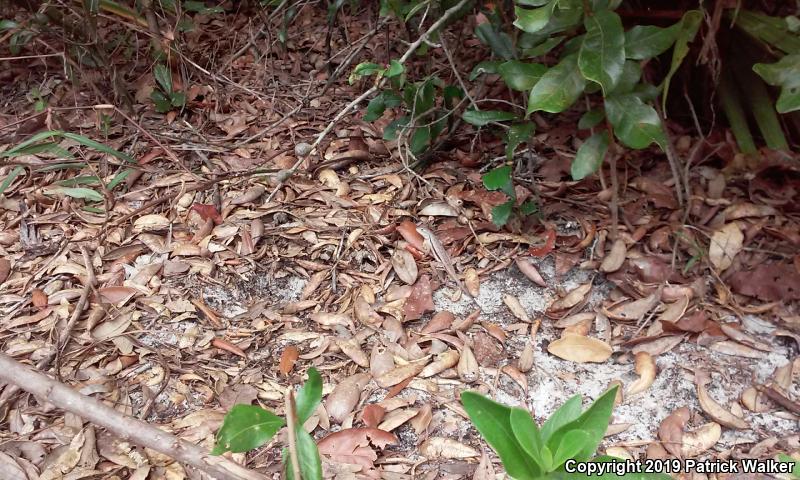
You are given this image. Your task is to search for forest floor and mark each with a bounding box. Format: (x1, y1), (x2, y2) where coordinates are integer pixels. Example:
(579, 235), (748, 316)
(0, 2), (798, 480)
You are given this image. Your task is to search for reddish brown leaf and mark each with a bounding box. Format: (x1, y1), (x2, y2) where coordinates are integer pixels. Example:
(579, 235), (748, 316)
(657, 406), (690, 459)
(189, 203), (223, 225)
(529, 228), (556, 257)
(0, 258), (10, 284)
(359, 404), (386, 429)
(403, 275), (435, 321)
(317, 428), (398, 471)
(212, 337), (247, 358)
(31, 288), (48, 309)
(729, 263), (800, 301)
(279, 345), (299, 376)
(397, 220), (424, 250)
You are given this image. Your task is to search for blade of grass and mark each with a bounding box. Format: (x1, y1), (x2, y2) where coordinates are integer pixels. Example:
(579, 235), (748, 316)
(719, 69), (757, 154)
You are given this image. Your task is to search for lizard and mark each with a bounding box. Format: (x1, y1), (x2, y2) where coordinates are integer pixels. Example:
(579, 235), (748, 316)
(416, 225), (478, 304)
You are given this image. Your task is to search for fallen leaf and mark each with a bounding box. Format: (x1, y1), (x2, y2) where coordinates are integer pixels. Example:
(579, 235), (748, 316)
(604, 290), (661, 322)
(359, 404), (385, 429)
(391, 249), (418, 285)
(626, 352), (656, 395)
(326, 373), (370, 424)
(375, 362), (426, 388)
(547, 333), (612, 363)
(516, 257), (547, 287)
(658, 406), (690, 459)
(317, 428), (398, 471)
(600, 239), (627, 273)
(708, 222), (743, 271)
(403, 275), (435, 321)
(279, 345), (299, 375)
(695, 371), (749, 429)
(681, 422), (721, 458)
(503, 294), (530, 322)
(31, 288), (48, 309)
(548, 282), (592, 311)
(729, 263), (800, 301)
(420, 437), (479, 459)
(421, 311), (455, 334)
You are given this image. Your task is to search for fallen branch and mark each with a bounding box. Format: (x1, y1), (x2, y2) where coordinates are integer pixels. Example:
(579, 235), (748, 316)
(264, 0), (472, 203)
(0, 353), (267, 480)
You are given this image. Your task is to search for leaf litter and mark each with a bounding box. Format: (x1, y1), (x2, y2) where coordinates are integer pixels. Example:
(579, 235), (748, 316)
(0, 3), (798, 479)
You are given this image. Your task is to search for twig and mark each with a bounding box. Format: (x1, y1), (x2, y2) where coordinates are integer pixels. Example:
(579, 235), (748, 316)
(0, 354), (267, 480)
(263, 0), (472, 203)
(285, 389), (302, 480)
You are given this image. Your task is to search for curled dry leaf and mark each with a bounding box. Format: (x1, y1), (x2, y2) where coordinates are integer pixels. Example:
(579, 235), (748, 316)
(279, 345), (299, 376)
(604, 290), (661, 322)
(397, 220), (425, 250)
(311, 312), (354, 330)
(375, 361), (427, 389)
(695, 371), (749, 429)
(517, 340), (535, 373)
(337, 338), (369, 367)
(549, 282), (592, 311)
(403, 275), (435, 321)
(626, 352), (656, 395)
(458, 345), (479, 382)
(327, 373), (370, 424)
(600, 239), (627, 273)
(421, 311), (455, 334)
(464, 267), (480, 297)
(420, 437), (479, 459)
(547, 333), (612, 363)
(516, 257), (547, 287)
(317, 427), (398, 471)
(658, 406), (690, 459)
(230, 184), (265, 205)
(420, 350), (459, 378)
(410, 404), (433, 435)
(503, 294), (530, 323)
(681, 422), (721, 458)
(708, 222), (743, 271)
(377, 408), (419, 432)
(391, 249), (418, 285)
(369, 345), (394, 378)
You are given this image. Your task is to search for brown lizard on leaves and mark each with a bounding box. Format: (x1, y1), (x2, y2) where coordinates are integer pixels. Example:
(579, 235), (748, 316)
(416, 225), (479, 305)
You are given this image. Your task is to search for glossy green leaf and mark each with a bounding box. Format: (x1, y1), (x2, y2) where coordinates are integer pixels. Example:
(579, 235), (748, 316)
(410, 126), (431, 154)
(578, 108), (605, 129)
(383, 116), (409, 141)
(624, 23), (680, 60)
(540, 395), (582, 443)
(349, 62), (383, 84)
(552, 429), (590, 469)
(514, 0), (557, 34)
(154, 64), (172, 94)
(612, 61), (642, 95)
(521, 35), (565, 57)
(462, 109), (517, 126)
(386, 59), (404, 78)
(571, 131), (610, 180)
(482, 165), (514, 197)
(107, 169), (133, 191)
(475, 23), (515, 60)
(285, 426), (322, 480)
(44, 186), (103, 202)
(527, 55), (586, 114)
(151, 90), (172, 113)
(509, 407), (545, 469)
(498, 61), (547, 91)
(662, 10), (703, 110)
(579, 9), (625, 94)
(295, 368), (322, 425)
(0, 166), (24, 195)
(506, 122), (535, 161)
(606, 94), (666, 149)
(461, 392), (541, 479)
(753, 54), (800, 113)
(777, 453), (798, 478)
(212, 405), (285, 455)
(491, 200), (515, 227)
(469, 60), (503, 80)
(546, 385), (619, 461)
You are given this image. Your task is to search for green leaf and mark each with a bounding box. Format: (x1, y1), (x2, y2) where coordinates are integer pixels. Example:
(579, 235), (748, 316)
(579, 10), (625, 94)
(491, 199), (515, 227)
(514, 0), (557, 34)
(753, 54), (800, 113)
(107, 169), (133, 191)
(482, 165), (514, 197)
(498, 61), (547, 91)
(571, 131), (610, 180)
(364, 91), (401, 122)
(528, 55), (586, 114)
(777, 453), (799, 478)
(605, 94), (666, 149)
(509, 408), (545, 469)
(612, 61), (642, 95)
(463, 109), (518, 127)
(624, 23), (680, 60)
(212, 405), (285, 455)
(520, 199), (539, 215)
(546, 386), (619, 461)
(578, 108), (605, 129)
(410, 126), (431, 154)
(386, 59), (404, 78)
(349, 62), (384, 84)
(662, 10), (702, 110)
(383, 116), (409, 141)
(506, 122), (535, 161)
(44, 186), (103, 202)
(151, 90), (172, 113)
(552, 430), (590, 469)
(540, 395), (582, 443)
(521, 35), (565, 57)
(0, 166), (24, 195)
(461, 392), (541, 479)
(62, 132), (134, 163)
(469, 60), (503, 80)
(154, 64), (173, 94)
(170, 91), (186, 107)
(475, 23), (515, 60)
(285, 426), (323, 480)
(295, 368), (322, 425)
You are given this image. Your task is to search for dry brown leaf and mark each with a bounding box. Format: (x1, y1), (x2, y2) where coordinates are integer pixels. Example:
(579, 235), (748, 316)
(317, 428), (398, 471)
(548, 282), (592, 311)
(279, 345), (299, 376)
(391, 249), (418, 285)
(709, 340), (766, 358)
(547, 333), (612, 363)
(517, 339), (535, 373)
(420, 350), (459, 378)
(377, 408), (418, 432)
(337, 338), (369, 367)
(230, 184), (265, 205)
(658, 406), (690, 459)
(600, 239), (627, 273)
(503, 294), (531, 323)
(719, 323), (772, 352)
(708, 222), (743, 271)
(420, 437), (479, 459)
(327, 373), (370, 424)
(464, 267), (480, 296)
(369, 345), (394, 378)
(0, 258), (10, 284)
(516, 258), (547, 287)
(695, 371), (749, 429)
(403, 275), (435, 321)
(359, 404), (386, 429)
(375, 361), (426, 388)
(630, 334), (685, 356)
(410, 404), (433, 434)
(421, 311), (455, 334)
(31, 288), (48, 309)
(681, 422), (721, 458)
(604, 290), (661, 322)
(626, 352), (656, 395)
